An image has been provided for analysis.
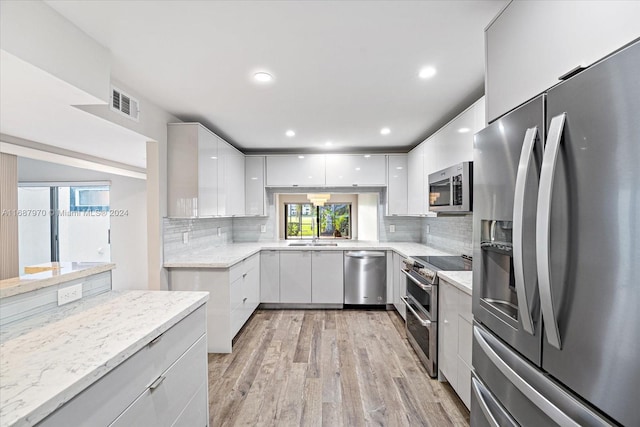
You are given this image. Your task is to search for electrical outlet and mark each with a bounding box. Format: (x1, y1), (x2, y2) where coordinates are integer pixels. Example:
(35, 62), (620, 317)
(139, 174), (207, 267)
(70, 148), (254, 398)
(182, 231), (189, 244)
(260, 224), (267, 233)
(217, 227), (222, 237)
(58, 283), (83, 306)
(426, 225), (430, 233)
(390, 224), (396, 233)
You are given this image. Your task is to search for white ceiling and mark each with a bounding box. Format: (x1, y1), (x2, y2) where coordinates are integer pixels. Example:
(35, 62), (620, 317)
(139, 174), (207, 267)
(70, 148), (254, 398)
(45, 0), (507, 153)
(0, 50), (149, 168)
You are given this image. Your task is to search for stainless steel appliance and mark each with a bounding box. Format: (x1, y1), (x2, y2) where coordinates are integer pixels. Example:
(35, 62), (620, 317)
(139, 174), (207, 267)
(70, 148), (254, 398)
(401, 255), (472, 377)
(344, 251), (386, 305)
(472, 40), (640, 427)
(428, 161), (473, 213)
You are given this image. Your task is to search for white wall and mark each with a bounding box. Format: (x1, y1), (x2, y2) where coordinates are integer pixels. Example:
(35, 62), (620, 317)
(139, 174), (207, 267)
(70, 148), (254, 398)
(18, 157), (147, 291)
(357, 193), (379, 241)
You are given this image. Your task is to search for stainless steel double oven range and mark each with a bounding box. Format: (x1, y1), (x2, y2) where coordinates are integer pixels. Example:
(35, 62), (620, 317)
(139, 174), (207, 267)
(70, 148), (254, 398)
(401, 255), (472, 378)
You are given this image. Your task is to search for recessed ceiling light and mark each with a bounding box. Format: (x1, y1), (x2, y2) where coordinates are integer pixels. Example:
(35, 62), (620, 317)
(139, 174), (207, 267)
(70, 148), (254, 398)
(458, 127), (470, 133)
(364, 154), (371, 158)
(396, 166), (404, 170)
(285, 130), (295, 137)
(380, 127), (391, 135)
(355, 167), (361, 171)
(298, 155), (305, 159)
(325, 141), (333, 146)
(253, 72), (273, 83)
(419, 66), (437, 79)
(210, 156), (217, 160)
(251, 177), (258, 180)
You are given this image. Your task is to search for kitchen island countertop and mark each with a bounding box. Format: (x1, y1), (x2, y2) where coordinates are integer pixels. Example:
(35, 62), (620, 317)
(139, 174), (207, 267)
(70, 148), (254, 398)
(0, 290), (208, 427)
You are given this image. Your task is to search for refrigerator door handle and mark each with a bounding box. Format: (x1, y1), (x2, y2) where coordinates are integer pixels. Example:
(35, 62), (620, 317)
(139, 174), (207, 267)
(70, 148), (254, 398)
(513, 126), (538, 334)
(472, 377), (517, 427)
(474, 325), (581, 427)
(536, 113), (567, 350)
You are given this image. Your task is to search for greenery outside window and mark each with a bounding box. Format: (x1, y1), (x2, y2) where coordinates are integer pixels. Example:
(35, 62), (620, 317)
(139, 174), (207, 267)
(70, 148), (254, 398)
(285, 203), (351, 239)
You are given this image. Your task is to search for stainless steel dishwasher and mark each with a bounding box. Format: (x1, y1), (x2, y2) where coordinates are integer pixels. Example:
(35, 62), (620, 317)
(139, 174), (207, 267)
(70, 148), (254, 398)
(344, 251), (387, 305)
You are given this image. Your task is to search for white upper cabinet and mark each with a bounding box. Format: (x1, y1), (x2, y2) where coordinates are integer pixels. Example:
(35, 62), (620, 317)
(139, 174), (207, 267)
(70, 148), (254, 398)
(386, 155), (408, 215)
(217, 138), (245, 216)
(407, 143), (426, 215)
(167, 123), (245, 217)
(265, 155), (326, 187)
(245, 156), (266, 216)
(168, 123), (218, 217)
(486, 1), (640, 122)
(325, 154), (386, 186)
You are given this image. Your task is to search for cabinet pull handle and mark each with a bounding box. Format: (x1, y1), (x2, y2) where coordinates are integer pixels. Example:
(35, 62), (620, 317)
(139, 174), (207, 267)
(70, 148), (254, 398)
(243, 297), (248, 303)
(149, 334), (162, 346)
(149, 375), (166, 390)
(243, 273), (247, 278)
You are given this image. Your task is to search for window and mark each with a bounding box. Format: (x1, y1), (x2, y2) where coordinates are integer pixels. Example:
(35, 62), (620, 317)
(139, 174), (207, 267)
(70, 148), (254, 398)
(70, 186), (110, 212)
(285, 203), (351, 239)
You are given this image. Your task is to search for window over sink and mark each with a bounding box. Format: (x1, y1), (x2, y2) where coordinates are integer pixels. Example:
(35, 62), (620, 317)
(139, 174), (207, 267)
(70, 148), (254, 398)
(284, 203), (351, 240)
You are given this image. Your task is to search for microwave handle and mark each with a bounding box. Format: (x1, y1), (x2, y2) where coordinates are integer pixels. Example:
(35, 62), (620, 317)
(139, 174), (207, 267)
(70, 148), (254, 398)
(512, 127), (538, 335)
(536, 113), (567, 350)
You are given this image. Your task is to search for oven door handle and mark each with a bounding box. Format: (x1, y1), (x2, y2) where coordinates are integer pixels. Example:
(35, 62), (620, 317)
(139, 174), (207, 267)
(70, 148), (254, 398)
(400, 296), (432, 326)
(400, 269), (433, 291)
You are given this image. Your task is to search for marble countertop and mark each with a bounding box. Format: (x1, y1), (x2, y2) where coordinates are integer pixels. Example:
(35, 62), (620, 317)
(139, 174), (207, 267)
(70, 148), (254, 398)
(438, 271), (473, 295)
(0, 290), (208, 427)
(0, 262), (116, 299)
(164, 241), (453, 268)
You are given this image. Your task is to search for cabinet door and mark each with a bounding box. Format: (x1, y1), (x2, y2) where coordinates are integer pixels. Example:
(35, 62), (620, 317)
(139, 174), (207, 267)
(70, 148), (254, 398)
(279, 251), (312, 303)
(243, 254), (260, 312)
(260, 251), (280, 303)
(387, 155), (408, 215)
(245, 156), (265, 216)
(439, 281), (458, 385)
(407, 144), (425, 215)
(266, 155), (326, 187)
(485, 1), (640, 122)
(311, 251), (344, 304)
(325, 154), (386, 186)
(217, 138), (244, 216)
(393, 253), (406, 319)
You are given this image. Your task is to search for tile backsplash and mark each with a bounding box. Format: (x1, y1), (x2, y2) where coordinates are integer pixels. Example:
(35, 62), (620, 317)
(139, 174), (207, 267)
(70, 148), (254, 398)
(421, 215), (473, 255)
(163, 217), (232, 259)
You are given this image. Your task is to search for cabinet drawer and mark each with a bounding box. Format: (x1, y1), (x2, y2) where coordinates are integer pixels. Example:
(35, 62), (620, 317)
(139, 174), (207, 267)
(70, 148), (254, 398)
(456, 356), (471, 409)
(229, 262), (244, 284)
(230, 277), (243, 310)
(173, 382), (208, 427)
(39, 306), (206, 426)
(110, 335), (208, 426)
(230, 307), (248, 338)
(244, 253), (260, 273)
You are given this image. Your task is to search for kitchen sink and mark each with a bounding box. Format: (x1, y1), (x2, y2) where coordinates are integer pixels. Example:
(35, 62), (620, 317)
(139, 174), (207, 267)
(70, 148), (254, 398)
(287, 242), (339, 247)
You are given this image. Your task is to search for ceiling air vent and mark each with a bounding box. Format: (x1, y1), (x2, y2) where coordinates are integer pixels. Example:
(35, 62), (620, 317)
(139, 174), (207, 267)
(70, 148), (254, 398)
(110, 86), (139, 121)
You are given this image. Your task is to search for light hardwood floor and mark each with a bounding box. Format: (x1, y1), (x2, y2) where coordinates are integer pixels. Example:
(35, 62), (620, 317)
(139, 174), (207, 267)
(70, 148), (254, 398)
(208, 309), (470, 427)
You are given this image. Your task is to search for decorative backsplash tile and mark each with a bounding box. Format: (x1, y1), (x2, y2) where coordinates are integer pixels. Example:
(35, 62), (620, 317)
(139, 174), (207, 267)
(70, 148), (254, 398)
(163, 217), (232, 259)
(421, 215), (473, 256)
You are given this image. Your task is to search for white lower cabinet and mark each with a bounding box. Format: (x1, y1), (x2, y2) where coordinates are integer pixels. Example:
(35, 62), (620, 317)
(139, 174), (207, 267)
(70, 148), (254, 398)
(279, 251), (312, 303)
(311, 251), (343, 304)
(39, 306), (208, 426)
(169, 253), (260, 353)
(438, 277), (472, 408)
(393, 252), (406, 320)
(260, 250), (280, 303)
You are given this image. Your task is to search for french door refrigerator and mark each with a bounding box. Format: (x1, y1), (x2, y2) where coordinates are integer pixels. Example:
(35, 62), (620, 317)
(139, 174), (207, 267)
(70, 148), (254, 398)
(472, 39), (639, 427)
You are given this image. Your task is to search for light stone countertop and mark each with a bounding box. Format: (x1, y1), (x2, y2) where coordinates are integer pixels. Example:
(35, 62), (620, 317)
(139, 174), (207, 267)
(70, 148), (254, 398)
(438, 271), (473, 295)
(0, 290), (208, 427)
(0, 262), (116, 299)
(163, 241), (454, 268)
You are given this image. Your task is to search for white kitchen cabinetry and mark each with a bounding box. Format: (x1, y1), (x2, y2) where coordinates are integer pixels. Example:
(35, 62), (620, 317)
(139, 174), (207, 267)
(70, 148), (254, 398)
(407, 143), (426, 215)
(260, 250), (280, 303)
(386, 155), (408, 215)
(392, 252), (406, 320)
(168, 253), (260, 352)
(438, 277), (472, 408)
(39, 307), (208, 426)
(325, 154), (387, 186)
(218, 137), (245, 216)
(311, 251), (344, 304)
(245, 156), (266, 216)
(167, 123), (218, 217)
(168, 122), (245, 217)
(485, 1), (640, 122)
(279, 251), (312, 303)
(266, 155), (326, 187)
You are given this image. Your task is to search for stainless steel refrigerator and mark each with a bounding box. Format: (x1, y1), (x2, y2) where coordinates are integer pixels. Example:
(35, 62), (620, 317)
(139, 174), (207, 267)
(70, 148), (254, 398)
(471, 39), (640, 427)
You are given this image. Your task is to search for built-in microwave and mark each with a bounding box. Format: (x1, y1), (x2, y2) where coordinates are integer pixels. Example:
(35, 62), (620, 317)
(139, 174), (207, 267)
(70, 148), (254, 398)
(428, 161), (472, 213)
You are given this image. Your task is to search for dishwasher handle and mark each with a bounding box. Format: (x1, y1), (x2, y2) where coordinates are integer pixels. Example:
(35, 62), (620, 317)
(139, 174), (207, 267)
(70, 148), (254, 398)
(345, 251), (386, 259)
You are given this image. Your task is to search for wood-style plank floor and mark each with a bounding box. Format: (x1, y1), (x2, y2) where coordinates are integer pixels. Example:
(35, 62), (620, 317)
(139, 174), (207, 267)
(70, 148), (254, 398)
(208, 309), (470, 427)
